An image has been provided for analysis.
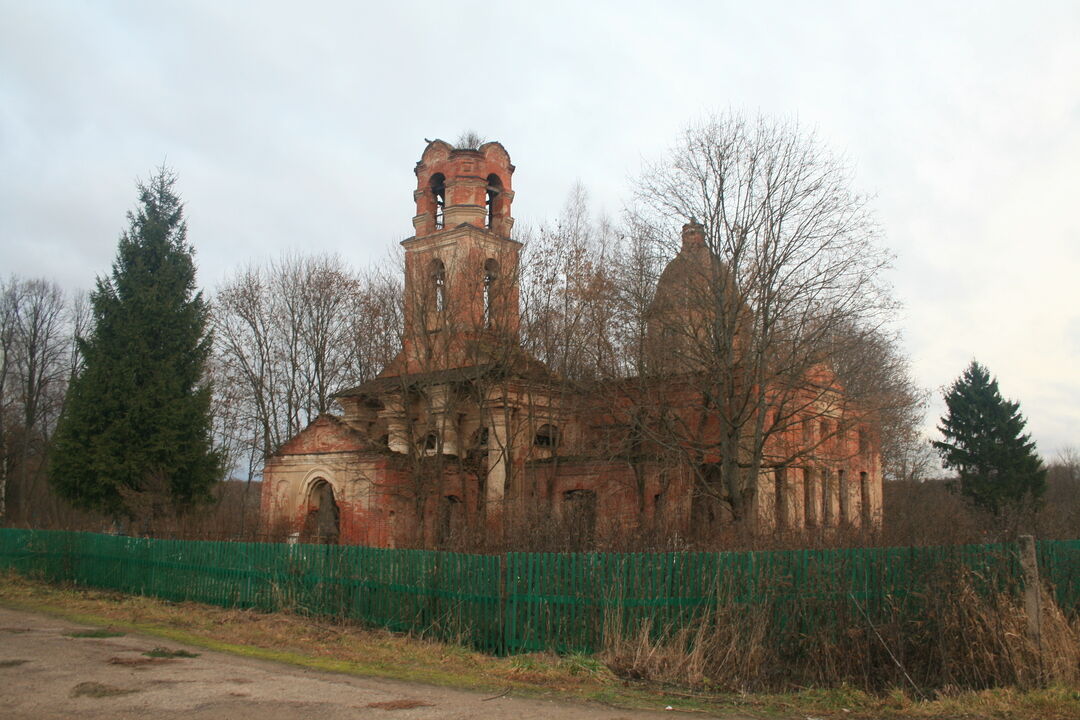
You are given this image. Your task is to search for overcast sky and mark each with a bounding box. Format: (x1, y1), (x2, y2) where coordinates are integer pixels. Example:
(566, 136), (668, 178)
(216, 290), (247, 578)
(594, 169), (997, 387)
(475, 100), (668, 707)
(2, 1), (1077, 459)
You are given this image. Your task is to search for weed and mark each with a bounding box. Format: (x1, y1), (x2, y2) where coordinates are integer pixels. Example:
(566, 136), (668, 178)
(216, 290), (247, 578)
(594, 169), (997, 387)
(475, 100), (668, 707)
(70, 681), (138, 698)
(143, 646), (199, 658)
(560, 651), (607, 678)
(109, 656), (170, 666)
(66, 628), (123, 638)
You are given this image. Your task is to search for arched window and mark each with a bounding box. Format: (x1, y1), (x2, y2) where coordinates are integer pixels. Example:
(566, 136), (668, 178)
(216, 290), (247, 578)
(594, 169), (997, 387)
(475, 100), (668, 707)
(534, 423), (559, 449)
(485, 174), (503, 229)
(430, 173), (446, 229)
(429, 259), (446, 313)
(483, 258), (499, 328)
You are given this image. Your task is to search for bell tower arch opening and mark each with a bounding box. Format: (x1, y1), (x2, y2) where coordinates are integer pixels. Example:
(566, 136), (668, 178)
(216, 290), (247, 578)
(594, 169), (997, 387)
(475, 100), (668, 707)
(485, 174), (503, 229)
(430, 173), (446, 230)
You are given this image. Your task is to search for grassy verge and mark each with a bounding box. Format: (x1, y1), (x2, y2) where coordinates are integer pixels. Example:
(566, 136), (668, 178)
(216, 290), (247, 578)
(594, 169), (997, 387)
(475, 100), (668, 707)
(1, 571), (1077, 719)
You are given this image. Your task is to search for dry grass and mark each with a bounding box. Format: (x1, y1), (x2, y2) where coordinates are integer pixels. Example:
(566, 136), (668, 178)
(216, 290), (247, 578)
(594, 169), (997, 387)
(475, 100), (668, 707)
(3, 570), (1079, 719)
(602, 605), (770, 691)
(599, 564), (1080, 696)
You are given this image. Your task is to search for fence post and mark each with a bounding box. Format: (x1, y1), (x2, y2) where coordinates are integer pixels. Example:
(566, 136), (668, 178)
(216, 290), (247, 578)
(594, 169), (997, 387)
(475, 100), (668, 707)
(1018, 534), (1044, 684)
(499, 553), (508, 655)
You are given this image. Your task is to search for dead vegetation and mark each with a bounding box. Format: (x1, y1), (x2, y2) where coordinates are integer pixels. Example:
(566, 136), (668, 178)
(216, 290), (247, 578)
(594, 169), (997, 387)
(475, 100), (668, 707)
(599, 563), (1079, 694)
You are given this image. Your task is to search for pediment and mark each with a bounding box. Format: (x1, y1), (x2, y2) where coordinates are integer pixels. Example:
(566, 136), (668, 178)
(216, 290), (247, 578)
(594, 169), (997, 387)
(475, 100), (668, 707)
(274, 414), (367, 456)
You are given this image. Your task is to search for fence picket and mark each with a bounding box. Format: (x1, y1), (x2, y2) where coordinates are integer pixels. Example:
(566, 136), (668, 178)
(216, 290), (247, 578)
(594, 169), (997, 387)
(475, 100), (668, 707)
(2, 529), (1078, 657)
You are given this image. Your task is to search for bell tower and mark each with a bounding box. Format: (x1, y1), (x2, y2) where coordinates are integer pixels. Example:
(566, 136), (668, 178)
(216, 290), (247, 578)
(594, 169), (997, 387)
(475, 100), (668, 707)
(412, 139), (515, 238)
(385, 139), (522, 377)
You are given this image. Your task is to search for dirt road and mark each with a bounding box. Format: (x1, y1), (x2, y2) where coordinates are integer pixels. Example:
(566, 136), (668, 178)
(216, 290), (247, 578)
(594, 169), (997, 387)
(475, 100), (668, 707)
(0, 606), (688, 719)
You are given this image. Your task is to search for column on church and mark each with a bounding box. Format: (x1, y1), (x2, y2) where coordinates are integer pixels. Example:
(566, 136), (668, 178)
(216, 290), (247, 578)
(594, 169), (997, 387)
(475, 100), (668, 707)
(426, 384), (460, 456)
(379, 397), (410, 455)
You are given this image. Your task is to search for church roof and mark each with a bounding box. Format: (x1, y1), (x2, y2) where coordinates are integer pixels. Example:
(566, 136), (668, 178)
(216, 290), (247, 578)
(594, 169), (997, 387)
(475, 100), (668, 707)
(650, 221), (737, 318)
(335, 351), (554, 399)
(335, 365), (501, 398)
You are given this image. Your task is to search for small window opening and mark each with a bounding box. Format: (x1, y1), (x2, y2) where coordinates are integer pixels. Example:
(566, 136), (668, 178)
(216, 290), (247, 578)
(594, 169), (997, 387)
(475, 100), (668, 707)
(822, 469), (834, 526)
(430, 259), (446, 312)
(860, 471), (871, 527)
(534, 423), (558, 449)
(774, 468), (786, 531)
(838, 469), (849, 524)
(485, 174), (502, 229)
(474, 426), (489, 447)
(430, 173), (446, 229)
(483, 258), (499, 328)
(804, 467), (817, 527)
(421, 432), (438, 452)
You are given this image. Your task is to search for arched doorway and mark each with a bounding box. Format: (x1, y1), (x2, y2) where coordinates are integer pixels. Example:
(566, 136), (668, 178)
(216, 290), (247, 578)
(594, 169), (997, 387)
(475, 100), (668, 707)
(301, 479), (340, 544)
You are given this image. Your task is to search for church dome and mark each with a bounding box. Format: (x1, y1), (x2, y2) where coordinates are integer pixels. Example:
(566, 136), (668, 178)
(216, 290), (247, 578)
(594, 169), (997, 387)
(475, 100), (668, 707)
(651, 221), (733, 314)
(646, 220), (746, 373)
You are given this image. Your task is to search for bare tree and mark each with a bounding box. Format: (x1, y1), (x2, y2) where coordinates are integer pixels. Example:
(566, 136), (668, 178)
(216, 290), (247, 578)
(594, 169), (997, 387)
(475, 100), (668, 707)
(0, 277), (79, 524)
(626, 112), (907, 529)
(0, 279), (17, 519)
(520, 184), (622, 382)
(212, 253), (401, 509)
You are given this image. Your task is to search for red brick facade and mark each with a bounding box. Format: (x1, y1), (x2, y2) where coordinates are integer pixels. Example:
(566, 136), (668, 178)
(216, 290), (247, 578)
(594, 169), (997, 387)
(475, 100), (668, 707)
(261, 140), (883, 547)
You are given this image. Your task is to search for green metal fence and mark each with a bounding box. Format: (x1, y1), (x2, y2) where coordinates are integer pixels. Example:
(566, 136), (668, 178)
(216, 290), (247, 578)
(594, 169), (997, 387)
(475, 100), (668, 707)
(1, 529), (1077, 655)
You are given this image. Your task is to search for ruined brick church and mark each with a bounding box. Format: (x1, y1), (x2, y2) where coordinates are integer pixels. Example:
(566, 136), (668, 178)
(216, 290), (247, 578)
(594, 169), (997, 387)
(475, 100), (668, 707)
(260, 140), (883, 547)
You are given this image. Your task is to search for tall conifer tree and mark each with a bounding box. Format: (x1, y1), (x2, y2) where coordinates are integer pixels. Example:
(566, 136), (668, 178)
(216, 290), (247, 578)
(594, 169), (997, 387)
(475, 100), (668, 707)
(51, 167), (221, 520)
(933, 360), (1045, 515)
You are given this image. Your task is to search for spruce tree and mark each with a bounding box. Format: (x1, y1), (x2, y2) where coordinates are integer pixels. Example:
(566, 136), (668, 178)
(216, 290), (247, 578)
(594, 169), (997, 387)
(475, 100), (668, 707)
(932, 360), (1046, 515)
(51, 167), (221, 520)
